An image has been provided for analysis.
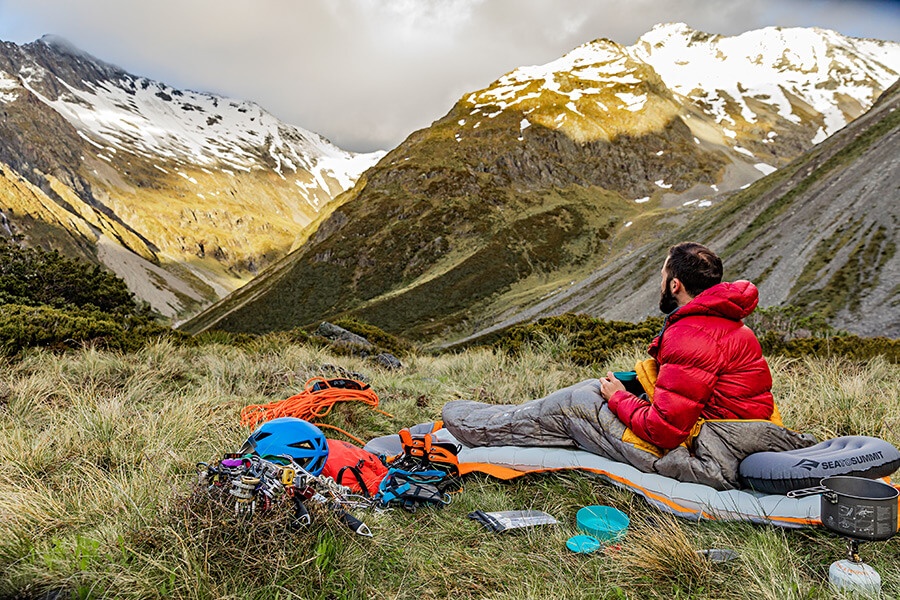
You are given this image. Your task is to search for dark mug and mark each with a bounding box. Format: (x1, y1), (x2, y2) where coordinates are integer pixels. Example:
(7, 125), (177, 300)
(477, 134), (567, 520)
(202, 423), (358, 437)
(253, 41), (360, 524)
(613, 371), (646, 398)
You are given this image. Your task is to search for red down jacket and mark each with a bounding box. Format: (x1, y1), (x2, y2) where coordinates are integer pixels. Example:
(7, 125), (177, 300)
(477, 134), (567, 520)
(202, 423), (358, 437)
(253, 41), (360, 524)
(608, 280), (774, 450)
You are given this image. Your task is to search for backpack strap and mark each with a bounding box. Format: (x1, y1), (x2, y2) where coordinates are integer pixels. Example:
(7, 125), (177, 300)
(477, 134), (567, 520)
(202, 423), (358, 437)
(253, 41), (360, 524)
(336, 461), (371, 497)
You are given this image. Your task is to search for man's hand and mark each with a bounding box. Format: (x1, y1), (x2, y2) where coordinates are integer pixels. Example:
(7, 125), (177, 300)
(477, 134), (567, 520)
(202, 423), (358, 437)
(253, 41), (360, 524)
(599, 371), (626, 400)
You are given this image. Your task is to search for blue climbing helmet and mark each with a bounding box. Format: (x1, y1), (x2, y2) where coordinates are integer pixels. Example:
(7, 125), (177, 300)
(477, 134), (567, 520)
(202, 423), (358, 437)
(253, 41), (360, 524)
(240, 417), (329, 476)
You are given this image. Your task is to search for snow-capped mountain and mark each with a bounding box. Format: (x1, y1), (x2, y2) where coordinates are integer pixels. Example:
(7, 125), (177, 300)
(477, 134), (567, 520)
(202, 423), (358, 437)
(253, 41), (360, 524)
(634, 23), (900, 143)
(0, 35), (383, 317)
(20, 35), (374, 188)
(463, 23), (900, 201)
(182, 24), (900, 342)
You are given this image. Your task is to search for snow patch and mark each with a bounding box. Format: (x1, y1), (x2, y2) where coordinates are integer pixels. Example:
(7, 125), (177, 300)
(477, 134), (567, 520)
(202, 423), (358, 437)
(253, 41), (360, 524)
(0, 71), (20, 102)
(635, 196), (650, 204)
(616, 91), (647, 111)
(77, 130), (106, 150)
(697, 200), (713, 208)
(754, 163), (777, 175)
(624, 221), (633, 227)
(0, 71), (18, 90)
(566, 101), (583, 116)
(654, 179), (672, 189)
(465, 38), (655, 116)
(315, 150), (383, 191)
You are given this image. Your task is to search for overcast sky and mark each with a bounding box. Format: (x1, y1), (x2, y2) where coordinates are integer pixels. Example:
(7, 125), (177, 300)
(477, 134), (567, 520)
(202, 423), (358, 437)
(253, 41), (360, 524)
(1, 0), (899, 152)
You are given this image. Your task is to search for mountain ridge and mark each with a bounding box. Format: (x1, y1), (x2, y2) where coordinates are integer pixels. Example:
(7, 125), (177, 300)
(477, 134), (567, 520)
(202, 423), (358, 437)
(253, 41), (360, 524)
(181, 23), (900, 340)
(0, 35), (383, 317)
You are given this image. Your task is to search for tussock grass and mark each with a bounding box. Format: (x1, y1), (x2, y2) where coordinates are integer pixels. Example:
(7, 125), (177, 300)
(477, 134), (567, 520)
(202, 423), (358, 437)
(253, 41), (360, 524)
(0, 339), (898, 599)
(618, 514), (715, 596)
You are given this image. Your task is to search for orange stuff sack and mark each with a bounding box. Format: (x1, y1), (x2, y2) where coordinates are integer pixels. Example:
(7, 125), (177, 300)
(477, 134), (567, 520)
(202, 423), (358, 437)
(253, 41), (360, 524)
(321, 439), (389, 496)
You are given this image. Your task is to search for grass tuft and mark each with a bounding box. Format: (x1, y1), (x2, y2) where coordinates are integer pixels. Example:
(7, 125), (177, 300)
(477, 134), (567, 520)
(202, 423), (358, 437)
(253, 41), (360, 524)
(618, 514), (714, 594)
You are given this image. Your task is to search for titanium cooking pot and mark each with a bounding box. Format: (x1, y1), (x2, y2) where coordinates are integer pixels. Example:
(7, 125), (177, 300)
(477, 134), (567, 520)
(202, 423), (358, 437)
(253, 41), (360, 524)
(787, 476), (899, 541)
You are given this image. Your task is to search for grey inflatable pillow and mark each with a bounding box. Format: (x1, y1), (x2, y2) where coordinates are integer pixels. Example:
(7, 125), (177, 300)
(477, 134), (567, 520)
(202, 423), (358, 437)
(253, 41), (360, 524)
(739, 436), (900, 495)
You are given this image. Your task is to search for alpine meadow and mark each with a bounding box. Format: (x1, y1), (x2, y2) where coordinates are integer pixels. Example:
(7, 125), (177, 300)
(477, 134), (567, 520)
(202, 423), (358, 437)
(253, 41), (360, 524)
(2, 10), (900, 600)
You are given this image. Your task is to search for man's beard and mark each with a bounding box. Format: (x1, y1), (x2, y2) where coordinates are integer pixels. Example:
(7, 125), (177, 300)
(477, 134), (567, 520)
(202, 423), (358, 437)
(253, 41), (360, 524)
(659, 278), (679, 314)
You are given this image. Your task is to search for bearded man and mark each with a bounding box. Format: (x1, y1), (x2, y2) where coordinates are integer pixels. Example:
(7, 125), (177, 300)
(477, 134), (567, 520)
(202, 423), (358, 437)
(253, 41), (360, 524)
(599, 242), (775, 449)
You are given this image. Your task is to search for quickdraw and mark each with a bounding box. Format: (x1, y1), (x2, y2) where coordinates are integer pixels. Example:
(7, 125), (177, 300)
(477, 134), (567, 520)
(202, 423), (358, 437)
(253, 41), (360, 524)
(197, 453), (377, 536)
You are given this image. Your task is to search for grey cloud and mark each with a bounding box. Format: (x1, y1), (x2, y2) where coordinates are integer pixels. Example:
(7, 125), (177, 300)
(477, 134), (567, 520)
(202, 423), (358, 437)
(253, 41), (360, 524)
(1, 0), (898, 152)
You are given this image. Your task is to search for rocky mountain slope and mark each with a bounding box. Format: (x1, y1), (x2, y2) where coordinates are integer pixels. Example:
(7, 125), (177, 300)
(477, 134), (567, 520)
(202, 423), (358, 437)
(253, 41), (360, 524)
(181, 24), (900, 340)
(451, 76), (900, 343)
(0, 35), (382, 318)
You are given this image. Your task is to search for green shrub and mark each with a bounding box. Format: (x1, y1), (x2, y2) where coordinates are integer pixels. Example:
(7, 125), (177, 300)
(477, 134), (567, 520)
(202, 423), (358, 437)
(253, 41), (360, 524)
(747, 306), (900, 363)
(0, 238), (137, 314)
(493, 309), (900, 366)
(192, 327), (311, 351)
(0, 239), (321, 358)
(0, 238), (179, 357)
(0, 304), (186, 356)
(494, 313), (664, 366)
(745, 306), (836, 340)
(332, 317), (415, 356)
(760, 333), (900, 363)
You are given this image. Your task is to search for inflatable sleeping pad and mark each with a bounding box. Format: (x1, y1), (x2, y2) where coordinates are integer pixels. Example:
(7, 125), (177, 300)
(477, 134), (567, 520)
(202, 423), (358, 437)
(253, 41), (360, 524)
(365, 424), (900, 529)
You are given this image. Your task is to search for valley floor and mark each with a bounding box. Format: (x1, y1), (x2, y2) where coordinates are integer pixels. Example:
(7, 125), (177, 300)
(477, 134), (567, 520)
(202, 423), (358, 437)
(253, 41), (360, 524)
(1, 340), (898, 599)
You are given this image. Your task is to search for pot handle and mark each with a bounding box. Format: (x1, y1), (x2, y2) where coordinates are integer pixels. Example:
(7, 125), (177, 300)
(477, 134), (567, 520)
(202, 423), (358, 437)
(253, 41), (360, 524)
(786, 485), (828, 499)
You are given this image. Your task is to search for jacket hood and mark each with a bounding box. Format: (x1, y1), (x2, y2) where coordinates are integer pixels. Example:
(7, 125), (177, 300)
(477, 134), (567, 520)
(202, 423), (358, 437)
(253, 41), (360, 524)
(672, 280), (759, 323)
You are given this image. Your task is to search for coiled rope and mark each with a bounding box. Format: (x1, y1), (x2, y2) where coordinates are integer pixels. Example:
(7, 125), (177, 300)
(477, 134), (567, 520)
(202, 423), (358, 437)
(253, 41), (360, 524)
(241, 377), (392, 445)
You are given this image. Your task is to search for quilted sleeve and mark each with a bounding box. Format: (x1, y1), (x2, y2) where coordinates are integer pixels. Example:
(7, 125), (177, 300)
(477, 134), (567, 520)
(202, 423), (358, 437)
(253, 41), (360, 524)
(609, 323), (722, 449)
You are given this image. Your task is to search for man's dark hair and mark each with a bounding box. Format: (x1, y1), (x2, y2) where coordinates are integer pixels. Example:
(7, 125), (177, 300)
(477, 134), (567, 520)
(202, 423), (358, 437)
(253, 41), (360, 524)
(665, 242), (723, 297)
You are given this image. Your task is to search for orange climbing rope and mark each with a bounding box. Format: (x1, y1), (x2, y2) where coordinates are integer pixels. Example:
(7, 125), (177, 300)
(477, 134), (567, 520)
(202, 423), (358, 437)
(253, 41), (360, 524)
(240, 377), (392, 445)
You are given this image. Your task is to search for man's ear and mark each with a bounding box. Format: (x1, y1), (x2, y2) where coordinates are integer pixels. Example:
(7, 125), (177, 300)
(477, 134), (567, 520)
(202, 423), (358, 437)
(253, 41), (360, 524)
(670, 277), (681, 293)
